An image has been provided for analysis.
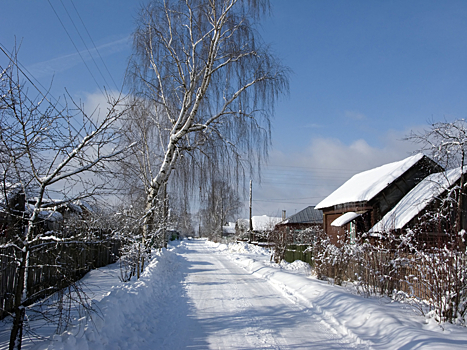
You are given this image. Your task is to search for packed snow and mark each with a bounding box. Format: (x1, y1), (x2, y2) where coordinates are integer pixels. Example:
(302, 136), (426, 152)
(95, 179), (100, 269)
(315, 153), (424, 209)
(1, 239), (467, 349)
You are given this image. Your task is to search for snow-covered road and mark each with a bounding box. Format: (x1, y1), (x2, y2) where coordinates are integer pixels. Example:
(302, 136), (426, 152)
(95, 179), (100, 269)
(2, 238), (467, 349)
(178, 239), (365, 349)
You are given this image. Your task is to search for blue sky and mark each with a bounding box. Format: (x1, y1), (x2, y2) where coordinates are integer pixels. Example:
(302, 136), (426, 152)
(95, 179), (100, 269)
(262, 1), (467, 152)
(2, 0), (467, 217)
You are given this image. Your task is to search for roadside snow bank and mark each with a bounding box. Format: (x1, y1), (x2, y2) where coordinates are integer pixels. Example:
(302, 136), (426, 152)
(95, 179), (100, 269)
(212, 241), (467, 350)
(277, 259), (312, 275)
(38, 247), (184, 350)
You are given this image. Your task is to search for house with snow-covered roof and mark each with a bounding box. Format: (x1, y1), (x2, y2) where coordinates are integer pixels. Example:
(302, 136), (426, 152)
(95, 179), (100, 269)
(252, 215), (282, 232)
(275, 206), (323, 243)
(222, 222), (236, 236)
(234, 216), (282, 241)
(370, 166), (467, 244)
(0, 183), (25, 241)
(315, 153), (442, 245)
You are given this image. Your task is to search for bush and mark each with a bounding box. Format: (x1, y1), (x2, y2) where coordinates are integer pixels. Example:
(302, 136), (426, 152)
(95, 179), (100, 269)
(313, 228), (467, 325)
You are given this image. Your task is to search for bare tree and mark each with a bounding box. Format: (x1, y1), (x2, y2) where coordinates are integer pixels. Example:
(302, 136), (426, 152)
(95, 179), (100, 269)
(199, 177), (242, 239)
(127, 0), (289, 249)
(0, 49), (129, 349)
(407, 119), (467, 234)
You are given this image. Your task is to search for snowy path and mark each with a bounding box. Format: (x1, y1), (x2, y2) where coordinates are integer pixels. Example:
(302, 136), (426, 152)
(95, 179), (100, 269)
(2, 239), (467, 349)
(178, 239), (366, 349)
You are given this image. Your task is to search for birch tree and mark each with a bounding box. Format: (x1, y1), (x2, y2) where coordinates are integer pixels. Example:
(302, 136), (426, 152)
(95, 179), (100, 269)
(0, 50), (130, 349)
(127, 0), (289, 247)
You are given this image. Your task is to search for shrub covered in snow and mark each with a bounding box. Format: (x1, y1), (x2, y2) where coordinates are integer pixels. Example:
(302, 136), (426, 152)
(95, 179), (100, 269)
(314, 228), (467, 325)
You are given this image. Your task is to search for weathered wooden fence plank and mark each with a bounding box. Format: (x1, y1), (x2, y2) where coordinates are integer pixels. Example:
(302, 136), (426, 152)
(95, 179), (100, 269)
(0, 240), (121, 319)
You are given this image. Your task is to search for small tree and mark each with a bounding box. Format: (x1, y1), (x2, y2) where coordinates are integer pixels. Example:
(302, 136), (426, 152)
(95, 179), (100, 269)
(199, 178), (242, 240)
(0, 49), (129, 349)
(405, 120), (467, 322)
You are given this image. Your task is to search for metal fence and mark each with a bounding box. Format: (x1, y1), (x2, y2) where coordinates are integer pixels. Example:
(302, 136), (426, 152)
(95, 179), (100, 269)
(284, 244), (313, 266)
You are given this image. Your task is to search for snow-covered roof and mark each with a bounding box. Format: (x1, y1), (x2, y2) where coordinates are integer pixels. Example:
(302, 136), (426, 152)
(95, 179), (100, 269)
(74, 199), (94, 213)
(222, 222), (236, 234)
(252, 215), (282, 231)
(280, 206), (323, 225)
(26, 203), (64, 222)
(370, 167), (466, 233)
(315, 153), (425, 210)
(331, 212), (361, 227)
(29, 198), (90, 214)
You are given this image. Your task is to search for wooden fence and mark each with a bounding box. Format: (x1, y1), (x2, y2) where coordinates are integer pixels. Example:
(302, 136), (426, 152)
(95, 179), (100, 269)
(314, 247), (456, 301)
(282, 243), (439, 300)
(1, 239), (121, 320)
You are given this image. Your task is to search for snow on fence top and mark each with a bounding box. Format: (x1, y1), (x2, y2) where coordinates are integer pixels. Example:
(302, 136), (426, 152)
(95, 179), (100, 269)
(315, 153), (424, 210)
(370, 166), (467, 233)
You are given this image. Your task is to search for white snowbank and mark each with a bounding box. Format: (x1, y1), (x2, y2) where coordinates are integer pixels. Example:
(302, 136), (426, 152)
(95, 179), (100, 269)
(38, 248), (182, 350)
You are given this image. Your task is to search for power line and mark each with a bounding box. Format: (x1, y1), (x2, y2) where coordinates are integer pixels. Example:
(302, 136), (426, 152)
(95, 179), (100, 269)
(255, 195), (323, 201)
(264, 164), (366, 173)
(262, 174), (350, 181)
(69, 0), (119, 91)
(59, 0), (112, 90)
(253, 199), (322, 204)
(0, 44), (67, 113)
(47, 0), (104, 95)
(258, 181), (340, 187)
(0, 44), (96, 140)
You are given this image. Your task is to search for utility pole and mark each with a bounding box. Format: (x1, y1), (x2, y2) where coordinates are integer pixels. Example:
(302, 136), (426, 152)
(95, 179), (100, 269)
(162, 181), (168, 248)
(249, 180), (253, 241)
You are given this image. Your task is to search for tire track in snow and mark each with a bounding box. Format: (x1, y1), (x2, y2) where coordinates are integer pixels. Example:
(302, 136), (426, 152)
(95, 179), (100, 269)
(261, 271), (373, 349)
(182, 240), (367, 349)
(181, 243), (288, 349)
(216, 257), (290, 349)
(224, 248), (373, 350)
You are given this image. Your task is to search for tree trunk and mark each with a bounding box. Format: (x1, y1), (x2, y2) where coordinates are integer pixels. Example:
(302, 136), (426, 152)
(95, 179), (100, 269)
(9, 249), (27, 350)
(456, 151), (465, 249)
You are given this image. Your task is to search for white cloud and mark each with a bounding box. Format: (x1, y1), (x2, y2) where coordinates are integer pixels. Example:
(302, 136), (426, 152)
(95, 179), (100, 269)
(308, 137), (401, 172)
(249, 128), (422, 217)
(78, 90), (128, 123)
(344, 110), (367, 120)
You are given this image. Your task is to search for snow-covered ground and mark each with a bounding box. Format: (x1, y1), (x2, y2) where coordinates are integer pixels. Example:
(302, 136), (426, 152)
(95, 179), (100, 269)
(1, 239), (467, 349)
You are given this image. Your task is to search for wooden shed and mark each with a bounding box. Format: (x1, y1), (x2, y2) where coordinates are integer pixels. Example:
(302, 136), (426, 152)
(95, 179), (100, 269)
(275, 206), (323, 243)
